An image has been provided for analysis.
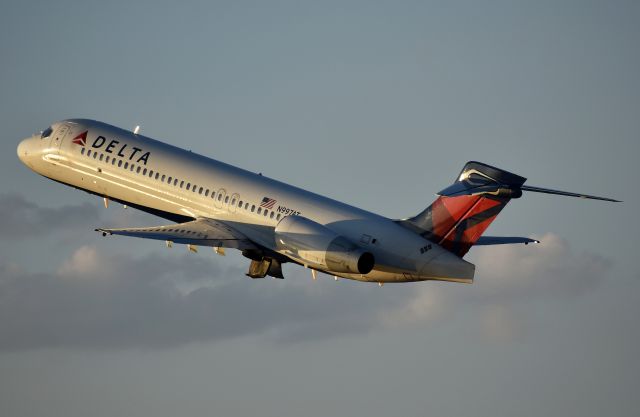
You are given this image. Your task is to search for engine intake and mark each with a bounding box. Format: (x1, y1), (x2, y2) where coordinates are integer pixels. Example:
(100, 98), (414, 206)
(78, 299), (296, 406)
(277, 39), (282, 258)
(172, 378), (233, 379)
(274, 216), (374, 274)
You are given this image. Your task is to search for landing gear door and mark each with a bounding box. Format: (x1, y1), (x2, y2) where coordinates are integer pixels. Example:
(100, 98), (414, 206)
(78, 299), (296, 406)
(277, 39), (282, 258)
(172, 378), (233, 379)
(51, 123), (71, 152)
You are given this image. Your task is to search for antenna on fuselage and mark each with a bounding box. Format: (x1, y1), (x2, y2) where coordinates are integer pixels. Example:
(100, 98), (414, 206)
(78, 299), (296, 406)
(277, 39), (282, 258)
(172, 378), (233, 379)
(133, 125), (141, 135)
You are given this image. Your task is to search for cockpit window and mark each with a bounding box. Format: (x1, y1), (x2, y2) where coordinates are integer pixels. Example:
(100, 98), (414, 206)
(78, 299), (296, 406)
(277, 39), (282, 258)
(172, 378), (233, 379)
(41, 127), (53, 139)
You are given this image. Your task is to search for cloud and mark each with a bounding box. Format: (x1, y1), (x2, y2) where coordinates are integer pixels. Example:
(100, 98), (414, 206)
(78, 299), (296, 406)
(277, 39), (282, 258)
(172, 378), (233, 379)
(380, 285), (446, 326)
(0, 193), (101, 240)
(57, 245), (104, 277)
(471, 233), (611, 298)
(479, 303), (521, 343)
(0, 225), (612, 351)
(382, 233), (611, 337)
(0, 246), (411, 351)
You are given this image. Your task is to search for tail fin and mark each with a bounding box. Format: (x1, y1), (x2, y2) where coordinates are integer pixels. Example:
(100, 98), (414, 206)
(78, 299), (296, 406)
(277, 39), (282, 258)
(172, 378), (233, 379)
(402, 162), (525, 257)
(400, 161), (619, 257)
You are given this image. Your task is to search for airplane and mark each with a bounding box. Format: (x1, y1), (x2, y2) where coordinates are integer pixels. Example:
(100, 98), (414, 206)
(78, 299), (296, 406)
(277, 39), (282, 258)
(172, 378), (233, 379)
(17, 119), (619, 285)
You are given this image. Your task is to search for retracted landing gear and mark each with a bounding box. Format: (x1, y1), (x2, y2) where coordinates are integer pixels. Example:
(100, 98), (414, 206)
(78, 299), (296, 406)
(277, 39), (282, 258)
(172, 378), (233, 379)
(246, 258), (284, 279)
(242, 249), (284, 279)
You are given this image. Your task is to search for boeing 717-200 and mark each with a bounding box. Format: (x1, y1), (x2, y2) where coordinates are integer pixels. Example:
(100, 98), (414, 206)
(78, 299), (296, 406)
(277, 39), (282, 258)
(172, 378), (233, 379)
(17, 119), (618, 284)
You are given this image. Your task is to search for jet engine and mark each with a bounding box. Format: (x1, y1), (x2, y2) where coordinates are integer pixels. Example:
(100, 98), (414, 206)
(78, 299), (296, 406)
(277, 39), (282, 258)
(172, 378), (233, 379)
(274, 216), (375, 274)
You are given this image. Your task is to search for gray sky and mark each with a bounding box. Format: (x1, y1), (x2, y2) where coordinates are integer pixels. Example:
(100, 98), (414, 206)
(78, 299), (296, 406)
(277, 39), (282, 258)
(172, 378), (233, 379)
(1, 1), (639, 416)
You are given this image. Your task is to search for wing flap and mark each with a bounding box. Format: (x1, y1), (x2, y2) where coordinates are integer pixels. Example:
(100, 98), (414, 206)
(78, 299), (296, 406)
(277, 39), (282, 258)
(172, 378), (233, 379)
(96, 218), (257, 250)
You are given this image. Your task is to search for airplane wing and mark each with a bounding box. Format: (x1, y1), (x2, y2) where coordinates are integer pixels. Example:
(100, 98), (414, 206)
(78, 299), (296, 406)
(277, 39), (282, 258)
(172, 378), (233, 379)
(96, 218), (258, 250)
(475, 236), (540, 245)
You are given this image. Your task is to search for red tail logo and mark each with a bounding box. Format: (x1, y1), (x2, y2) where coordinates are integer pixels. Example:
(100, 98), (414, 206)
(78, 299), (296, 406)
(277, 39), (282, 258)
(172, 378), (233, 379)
(72, 131), (87, 146)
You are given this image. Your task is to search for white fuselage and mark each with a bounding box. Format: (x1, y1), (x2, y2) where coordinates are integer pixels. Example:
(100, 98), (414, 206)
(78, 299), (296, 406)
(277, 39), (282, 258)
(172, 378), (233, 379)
(17, 119), (474, 283)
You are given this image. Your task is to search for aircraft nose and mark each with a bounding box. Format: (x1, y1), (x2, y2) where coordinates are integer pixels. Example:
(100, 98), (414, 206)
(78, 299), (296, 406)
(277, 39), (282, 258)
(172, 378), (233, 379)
(17, 137), (35, 164)
(17, 139), (27, 161)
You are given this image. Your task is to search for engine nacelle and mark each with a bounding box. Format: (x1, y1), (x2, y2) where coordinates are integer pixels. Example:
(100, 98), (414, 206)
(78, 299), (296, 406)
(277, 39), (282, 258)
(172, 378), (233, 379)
(274, 216), (375, 274)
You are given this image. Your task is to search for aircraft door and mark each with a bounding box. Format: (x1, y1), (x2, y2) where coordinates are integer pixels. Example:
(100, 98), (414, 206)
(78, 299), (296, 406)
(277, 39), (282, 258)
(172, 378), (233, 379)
(228, 193), (240, 213)
(214, 188), (226, 209)
(50, 123), (71, 152)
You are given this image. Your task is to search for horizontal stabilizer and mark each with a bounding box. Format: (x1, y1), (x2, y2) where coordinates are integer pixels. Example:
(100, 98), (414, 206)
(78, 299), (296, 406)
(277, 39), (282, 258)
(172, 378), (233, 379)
(520, 185), (621, 202)
(437, 161), (526, 198)
(475, 236), (540, 246)
(436, 161), (619, 202)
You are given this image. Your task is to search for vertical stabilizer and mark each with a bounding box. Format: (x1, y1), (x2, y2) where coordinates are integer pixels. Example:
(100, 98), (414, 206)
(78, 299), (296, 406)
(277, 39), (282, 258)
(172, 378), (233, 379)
(401, 162), (526, 257)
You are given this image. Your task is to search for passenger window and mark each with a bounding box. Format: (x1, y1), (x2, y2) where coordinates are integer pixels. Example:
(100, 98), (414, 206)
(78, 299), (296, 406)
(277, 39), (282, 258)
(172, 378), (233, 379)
(93, 152), (97, 159)
(105, 156), (110, 163)
(130, 164), (135, 171)
(99, 154), (104, 161)
(217, 194), (222, 201)
(87, 149), (92, 157)
(136, 166), (141, 173)
(174, 179), (178, 186)
(155, 173), (160, 180)
(270, 212), (275, 219)
(199, 187), (203, 194)
(112, 158), (116, 165)
(143, 168), (147, 175)
(161, 175), (166, 182)
(224, 196), (229, 203)
(167, 176), (172, 183)
(124, 162), (129, 169)
(205, 189), (209, 197)
(149, 170), (154, 178)
(180, 180), (184, 188)
(264, 210), (268, 217)
(81, 148), (85, 155)
(186, 183), (191, 190)
(231, 198), (236, 205)
(276, 214), (281, 220)
(118, 160), (123, 167)
(238, 200), (243, 207)
(245, 203), (249, 210)
(257, 207), (262, 214)
(251, 205), (255, 212)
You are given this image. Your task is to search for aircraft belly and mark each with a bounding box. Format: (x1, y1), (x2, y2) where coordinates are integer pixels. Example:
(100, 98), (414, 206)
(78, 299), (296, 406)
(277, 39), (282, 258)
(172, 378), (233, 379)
(338, 241), (475, 283)
(336, 270), (421, 283)
(418, 251), (475, 283)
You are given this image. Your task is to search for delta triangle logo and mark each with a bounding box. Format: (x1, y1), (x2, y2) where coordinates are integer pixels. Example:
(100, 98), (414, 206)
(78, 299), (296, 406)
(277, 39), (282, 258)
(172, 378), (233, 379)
(72, 131), (87, 146)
